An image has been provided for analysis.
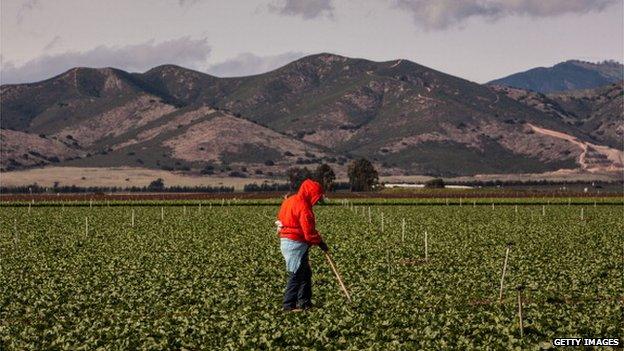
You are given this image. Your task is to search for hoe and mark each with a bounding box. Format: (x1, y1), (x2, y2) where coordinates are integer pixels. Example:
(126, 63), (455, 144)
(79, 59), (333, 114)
(323, 251), (352, 303)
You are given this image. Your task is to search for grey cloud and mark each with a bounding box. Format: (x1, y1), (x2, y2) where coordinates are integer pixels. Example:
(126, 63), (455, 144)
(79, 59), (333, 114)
(0, 37), (211, 84)
(178, 0), (200, 6)
(269, 0), (333, 19)
(206, 52), (307, 77)
(17, 0), (41, 23)
(43, 35), (62, 51)
(394, 0), (618, 30)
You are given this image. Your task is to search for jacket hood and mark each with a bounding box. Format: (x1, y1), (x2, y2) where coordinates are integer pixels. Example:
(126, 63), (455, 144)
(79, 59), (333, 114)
(297, 179), (324, 206)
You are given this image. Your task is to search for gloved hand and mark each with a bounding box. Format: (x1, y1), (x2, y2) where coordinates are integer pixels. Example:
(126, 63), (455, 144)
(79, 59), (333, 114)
(318, 241), (329, 252)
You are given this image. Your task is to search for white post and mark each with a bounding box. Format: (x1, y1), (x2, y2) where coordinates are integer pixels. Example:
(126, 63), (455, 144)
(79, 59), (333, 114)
(199, 203), (202, 212)
(161, 207), (164, 220)
(424, 231), (429, 262)
(492, 203), (494, 210)
(89, 199), (92, 208)
(381, 212), (384, 233)
(183, 205), (186, 215)
(542, 205), (545, 216)
(13, 219), (18, 245)
(368, 207), (372, 223)
(401, 218), (406, 242)
(499, 246), (510, 303)
(581, 207), (584, 221)
(85, 217), (88, 236)
(515, 204), (518, 213)
(459, 197), (462, 207)
(131, 209), (135, 227)
(517, 286), (524, 338)
(28, 203), (31, 214)
(473, 200), (476, 207)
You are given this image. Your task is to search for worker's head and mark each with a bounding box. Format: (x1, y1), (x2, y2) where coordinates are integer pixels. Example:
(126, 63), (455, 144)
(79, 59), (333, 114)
(297, 179), (324, 206)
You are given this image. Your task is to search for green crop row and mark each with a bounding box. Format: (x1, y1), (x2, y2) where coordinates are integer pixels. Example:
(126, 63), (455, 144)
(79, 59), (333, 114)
(0, 203), (622, 349)
(1, 196), (623, 207)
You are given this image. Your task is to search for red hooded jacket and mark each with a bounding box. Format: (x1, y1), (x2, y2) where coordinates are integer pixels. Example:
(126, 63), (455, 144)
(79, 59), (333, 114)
(277, 179), (324, 245)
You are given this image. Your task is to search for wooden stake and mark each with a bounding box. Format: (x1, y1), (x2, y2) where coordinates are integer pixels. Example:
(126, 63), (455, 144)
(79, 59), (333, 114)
(183, 206), (187, 215)
(542, 205), (545, 216)
(401, 218), (406, 242)
(492, 203), (494, 210)
(13, 219), (18, 245)
(89, 199), (92, 208)
(515, 204), (518, 213)
(161, 207), (164, 220)
(459, 197), (462, 207)
(28, 203), (31, 214)
(499, 246), (510, 303)
(381, 212), (384, 233)
(424, 230), (429, 261)
(85, 217), (88, 236)
(517, 286), (524, 338)
(368, 207), (371, 223)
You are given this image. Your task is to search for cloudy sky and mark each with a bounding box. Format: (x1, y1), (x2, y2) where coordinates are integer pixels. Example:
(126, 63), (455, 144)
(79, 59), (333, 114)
(1, 0), (622, 84)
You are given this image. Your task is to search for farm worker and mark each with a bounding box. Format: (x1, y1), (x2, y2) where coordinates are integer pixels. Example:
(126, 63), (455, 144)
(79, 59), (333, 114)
(276, 178), (329, 311)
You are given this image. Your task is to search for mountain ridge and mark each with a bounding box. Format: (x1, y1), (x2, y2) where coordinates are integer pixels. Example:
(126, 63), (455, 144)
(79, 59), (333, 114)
(488, 60), (623, 93)
(2, 53), (622, 178)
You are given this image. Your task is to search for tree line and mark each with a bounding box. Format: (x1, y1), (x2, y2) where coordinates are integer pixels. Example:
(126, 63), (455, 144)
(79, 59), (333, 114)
(285, 158), (379, 192)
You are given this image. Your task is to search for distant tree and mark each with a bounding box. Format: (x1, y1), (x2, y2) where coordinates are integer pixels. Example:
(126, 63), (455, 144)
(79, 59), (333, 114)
(148, 178), (165, 192)
(286, 167), (312, 191)
(228, 171), (247, 178)
(347, 158), (378, 192)
(424, 178), (445, 189)
(314, 164), (335, 192)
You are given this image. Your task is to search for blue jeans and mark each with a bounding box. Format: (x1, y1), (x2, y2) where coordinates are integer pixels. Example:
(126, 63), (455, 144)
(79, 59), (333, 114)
(283, 249), (312, 309)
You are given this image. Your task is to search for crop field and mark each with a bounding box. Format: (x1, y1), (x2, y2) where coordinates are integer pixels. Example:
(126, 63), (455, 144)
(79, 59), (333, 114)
(1, 200), (622, 349)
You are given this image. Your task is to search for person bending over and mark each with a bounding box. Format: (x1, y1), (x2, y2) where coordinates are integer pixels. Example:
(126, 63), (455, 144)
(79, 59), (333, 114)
(276, 179), (329, 312)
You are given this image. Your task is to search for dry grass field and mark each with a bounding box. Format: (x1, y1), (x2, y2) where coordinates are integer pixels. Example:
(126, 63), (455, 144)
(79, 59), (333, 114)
(2, 166), (621, 192)
(0, 167), (267, 191)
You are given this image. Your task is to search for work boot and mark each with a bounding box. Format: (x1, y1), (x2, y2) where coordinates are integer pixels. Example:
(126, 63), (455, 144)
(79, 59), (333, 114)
(298, 302), (315, 310)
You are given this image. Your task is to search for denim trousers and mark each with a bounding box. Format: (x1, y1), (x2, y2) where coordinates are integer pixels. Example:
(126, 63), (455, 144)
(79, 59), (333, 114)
(283, 249), (312, 309)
